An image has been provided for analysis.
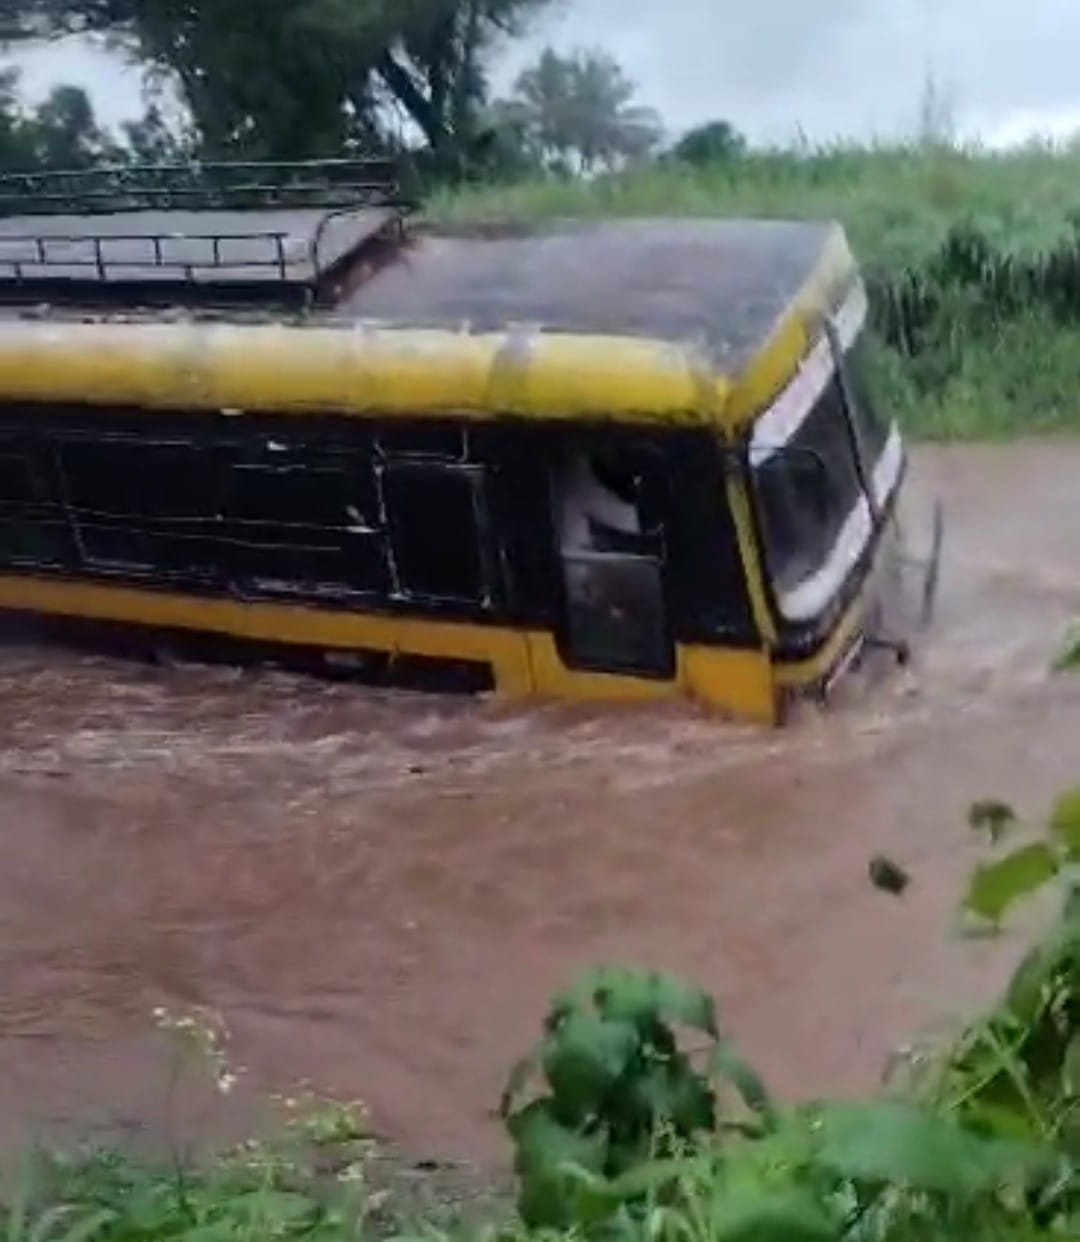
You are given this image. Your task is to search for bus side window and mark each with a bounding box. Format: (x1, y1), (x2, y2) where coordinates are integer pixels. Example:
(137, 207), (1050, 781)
(553, 446), (674, 678)
(381, 460), (491, 606)
(223, 439), (389, 596)
(55, 436), (219, 575)
(0, 437), (70, 568)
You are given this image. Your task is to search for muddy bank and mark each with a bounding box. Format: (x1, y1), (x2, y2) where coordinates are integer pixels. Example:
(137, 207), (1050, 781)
(0, 441), (1078, 1166)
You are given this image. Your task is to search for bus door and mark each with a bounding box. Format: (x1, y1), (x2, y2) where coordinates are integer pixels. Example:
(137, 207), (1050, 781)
(551, 442), (674, 679)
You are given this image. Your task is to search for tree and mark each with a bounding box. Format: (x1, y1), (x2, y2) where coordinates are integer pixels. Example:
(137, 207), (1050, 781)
(670, 119), (746, 167)
(494, 47), (662, 174)
(0, 69), (123, 173)
(27, 84), (120, 168)
(120, 103), (193, 165)
(0, 68), (37, 170)
(0, 0), (555, 169)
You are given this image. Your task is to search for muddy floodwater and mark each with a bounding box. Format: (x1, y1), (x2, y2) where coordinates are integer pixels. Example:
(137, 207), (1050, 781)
(1, 441), (1079, 1166)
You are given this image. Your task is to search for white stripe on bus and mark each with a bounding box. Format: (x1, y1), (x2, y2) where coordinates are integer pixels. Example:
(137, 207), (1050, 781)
(773, 421), (904, 623)
(750, 280), (869, 464)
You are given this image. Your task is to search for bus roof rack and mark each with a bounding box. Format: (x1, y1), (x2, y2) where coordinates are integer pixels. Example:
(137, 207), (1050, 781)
(0, 158), (414, 309)
(0, 157), (411, 216)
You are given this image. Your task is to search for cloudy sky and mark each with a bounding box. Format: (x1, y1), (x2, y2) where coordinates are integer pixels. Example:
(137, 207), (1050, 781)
(10, 0), (1080, 148)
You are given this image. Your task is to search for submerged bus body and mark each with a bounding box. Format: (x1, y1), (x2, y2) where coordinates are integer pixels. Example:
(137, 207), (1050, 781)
(0, 161), (931, 722)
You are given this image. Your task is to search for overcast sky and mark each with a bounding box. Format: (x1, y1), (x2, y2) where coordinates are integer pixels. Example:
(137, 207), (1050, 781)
(10, 0), (1080, 148)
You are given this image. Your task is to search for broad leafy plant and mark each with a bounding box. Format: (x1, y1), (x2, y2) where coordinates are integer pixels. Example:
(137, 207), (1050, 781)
(1052, 623), (1080, 673)
(926, 791), (1080, 1227)
(500, 966), (773, 1227)
(498, 966), (1054, 1238)
(963, 787), (1080, 928)
(502, 789), (1080, 1237)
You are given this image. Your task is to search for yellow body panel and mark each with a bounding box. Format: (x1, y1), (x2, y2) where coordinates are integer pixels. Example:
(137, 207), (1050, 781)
(724, 470), (778, 648)
(526, 632), (776, 721)
(726, 225), (856, 423)
(0, 321), (728, 427)
(0, 572), (532, 693)
(0, 224), (856, 432)
(0, 572), (781, 721)
(773, 596), (866, 689)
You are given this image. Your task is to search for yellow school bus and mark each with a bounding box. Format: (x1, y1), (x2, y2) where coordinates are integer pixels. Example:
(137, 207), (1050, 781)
(0, 159), (939, 722)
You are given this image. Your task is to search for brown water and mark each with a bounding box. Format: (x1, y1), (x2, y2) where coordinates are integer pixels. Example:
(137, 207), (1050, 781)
(1, 441), (1079, 1166)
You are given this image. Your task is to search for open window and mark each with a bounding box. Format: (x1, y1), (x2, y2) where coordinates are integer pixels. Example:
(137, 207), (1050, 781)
(552, 442), (674, 678)
(0, 437), (69, 566)
(56, 436), (219, 575)
(381, 460), (490, 606)
(223, 437), (389, 597)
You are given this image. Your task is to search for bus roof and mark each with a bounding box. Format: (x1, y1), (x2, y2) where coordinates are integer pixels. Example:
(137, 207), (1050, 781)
(348, 217), (853, 374)
(0, 209), (860, 432)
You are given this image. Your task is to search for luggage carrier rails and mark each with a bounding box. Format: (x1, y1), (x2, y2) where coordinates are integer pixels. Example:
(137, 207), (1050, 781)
(0, 158), (414, 309)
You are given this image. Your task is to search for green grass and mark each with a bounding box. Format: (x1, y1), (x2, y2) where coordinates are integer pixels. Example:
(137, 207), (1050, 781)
(431, 142), (1080, 440)
(431, 143), (1080, 271)
(866, 311), (1080, 439)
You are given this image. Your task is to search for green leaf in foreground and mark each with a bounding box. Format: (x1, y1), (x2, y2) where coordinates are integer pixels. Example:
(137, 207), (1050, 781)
(963, 843), (1060, 925)
(1064, 1035), (1080, 1096)
(9, 1207), (115, 1242)
(506, 1099), (606, 1178)
(1048, 788), (1080, 860)
(505, 1099), (607, 1227)
(540, 1011), (638, 1122)
(705, 1187), (835, 1242)
(1052, 622), (1080, 672)
(707, 1038), (776, 1123)
(805, 1100), (1048, 1194)
(560, 965), (719, 1037)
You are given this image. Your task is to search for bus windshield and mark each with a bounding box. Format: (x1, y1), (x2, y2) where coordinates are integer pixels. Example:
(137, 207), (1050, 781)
(750, 339), (902, 624)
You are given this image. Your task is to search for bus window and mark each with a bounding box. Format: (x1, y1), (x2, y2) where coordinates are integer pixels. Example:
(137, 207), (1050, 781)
(751, 375), (864, 622)
(553, 446), (673, 677)
(224, 441), (389, 596)
(56, 436), (218, 574)
(382, 461), (490, 605)
(0, 438), (69, 567)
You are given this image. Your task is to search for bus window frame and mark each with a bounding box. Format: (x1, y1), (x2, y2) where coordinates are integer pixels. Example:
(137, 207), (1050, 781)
(825, 317), (882, 531)
(377, 456), (497, 610)
(548, 435), (676, 681)
(53, 430), (227, 582)
(746, 287), (900, 635)
(0, 410), (759, 672)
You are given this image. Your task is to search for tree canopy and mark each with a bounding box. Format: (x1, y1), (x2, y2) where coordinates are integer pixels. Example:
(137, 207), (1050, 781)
(0, 3), (732, 186)
(0, 0), (554, 165)
(0, 68), (122, 171)
(492, 47), (662, 174)
(669, 119), (746, 167)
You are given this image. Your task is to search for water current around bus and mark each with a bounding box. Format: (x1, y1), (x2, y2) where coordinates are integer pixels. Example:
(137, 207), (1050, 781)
(1, 441), (1078, 1167)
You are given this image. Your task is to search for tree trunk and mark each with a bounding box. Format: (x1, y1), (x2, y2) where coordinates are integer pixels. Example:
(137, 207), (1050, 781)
(451, 0), (481, 132)
(376, 49), (451, 152)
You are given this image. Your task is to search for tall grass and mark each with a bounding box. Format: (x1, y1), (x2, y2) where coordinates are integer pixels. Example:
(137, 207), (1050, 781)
(431, 142), (1080, 267)
(431, 142), (1080, 440)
